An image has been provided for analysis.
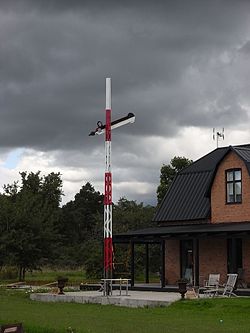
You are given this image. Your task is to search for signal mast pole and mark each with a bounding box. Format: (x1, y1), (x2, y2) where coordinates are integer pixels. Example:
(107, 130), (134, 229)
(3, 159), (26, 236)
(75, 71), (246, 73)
(89, 78), (135, 293)
(104, 78), (112, 282)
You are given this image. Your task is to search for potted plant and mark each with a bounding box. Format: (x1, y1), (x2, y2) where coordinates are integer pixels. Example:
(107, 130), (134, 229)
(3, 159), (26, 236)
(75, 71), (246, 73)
(57, 276), (68, 295)
(177, 278), (188, 299)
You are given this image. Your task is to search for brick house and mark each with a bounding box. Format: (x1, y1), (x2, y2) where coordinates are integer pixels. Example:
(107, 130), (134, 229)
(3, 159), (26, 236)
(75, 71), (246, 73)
(114, 144), (250, 288)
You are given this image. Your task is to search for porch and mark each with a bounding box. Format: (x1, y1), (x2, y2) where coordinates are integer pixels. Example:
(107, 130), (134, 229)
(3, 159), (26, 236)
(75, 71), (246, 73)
(113, 221), (250, 288)
(131, 282), (250, 296)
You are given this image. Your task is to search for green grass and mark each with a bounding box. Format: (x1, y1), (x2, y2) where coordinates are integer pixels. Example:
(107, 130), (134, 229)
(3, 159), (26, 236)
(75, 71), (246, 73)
(134, 272), (160, 283)
(1, 288), (250, 333)
(25, 269), (86, 285)
(0, 268), (87, 286)
(0, 267), (160, 285)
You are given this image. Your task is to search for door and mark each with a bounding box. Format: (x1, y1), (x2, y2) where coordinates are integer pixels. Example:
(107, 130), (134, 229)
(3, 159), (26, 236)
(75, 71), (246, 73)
(181, 240), (194, 284)
(227, 238), (242, 273)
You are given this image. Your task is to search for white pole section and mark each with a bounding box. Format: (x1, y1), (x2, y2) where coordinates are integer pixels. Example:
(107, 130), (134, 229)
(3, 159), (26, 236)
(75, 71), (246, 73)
(106, 78), (111, 110)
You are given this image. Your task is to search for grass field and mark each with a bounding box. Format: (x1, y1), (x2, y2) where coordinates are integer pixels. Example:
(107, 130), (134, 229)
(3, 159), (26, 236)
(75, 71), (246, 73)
(25, 269), (86, 285)
(0, 268), (87, 286)
(1, 288), (250, 333)
(0, 267), (159, 285)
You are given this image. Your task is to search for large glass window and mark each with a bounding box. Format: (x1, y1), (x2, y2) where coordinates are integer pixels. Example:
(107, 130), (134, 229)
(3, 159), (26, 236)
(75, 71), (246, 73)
(226, 169), (242, 203)
(181, 240), (193, 284)
(227, 238), (242, 273)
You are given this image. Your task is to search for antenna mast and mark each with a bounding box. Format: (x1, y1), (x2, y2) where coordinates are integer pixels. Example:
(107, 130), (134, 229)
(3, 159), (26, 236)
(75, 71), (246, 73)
(213, 128), (225, 148)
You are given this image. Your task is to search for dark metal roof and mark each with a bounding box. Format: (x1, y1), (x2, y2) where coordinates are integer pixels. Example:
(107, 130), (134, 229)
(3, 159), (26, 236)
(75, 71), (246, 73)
(114, 222), (250, 241)
(180, 146), (230, 173)
(154, 171), (212, 222)
(232, 145), (250, 174)
(153, 144), (250, 223)
(233, 147), (250, 161)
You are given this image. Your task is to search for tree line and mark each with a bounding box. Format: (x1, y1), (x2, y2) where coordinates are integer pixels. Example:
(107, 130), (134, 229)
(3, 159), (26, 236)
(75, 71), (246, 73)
(0, 156), (192, 281)
(0, 173), (156, 280)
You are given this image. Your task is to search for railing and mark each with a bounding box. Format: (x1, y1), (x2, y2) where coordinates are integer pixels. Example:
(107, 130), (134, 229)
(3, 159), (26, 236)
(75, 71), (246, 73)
(101, 278), (130, 296)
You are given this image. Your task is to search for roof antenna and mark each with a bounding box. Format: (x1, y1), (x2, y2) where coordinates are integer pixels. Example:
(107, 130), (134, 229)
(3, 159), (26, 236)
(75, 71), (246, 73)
(213, 128), (225, 148)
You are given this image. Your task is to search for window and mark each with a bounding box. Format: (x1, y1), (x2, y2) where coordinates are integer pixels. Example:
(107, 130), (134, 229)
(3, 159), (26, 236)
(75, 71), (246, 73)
(226, 169), (242, 203)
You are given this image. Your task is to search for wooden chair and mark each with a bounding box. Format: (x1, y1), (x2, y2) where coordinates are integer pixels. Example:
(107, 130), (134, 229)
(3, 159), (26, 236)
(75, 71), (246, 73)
(199, 273), (220, 297)
(222, 274), (238, 297)
(203, 273), (238, 297)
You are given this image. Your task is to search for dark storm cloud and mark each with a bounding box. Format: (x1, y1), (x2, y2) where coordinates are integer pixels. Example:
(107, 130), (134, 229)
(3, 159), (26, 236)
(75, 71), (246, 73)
(0, 1), (250, 154)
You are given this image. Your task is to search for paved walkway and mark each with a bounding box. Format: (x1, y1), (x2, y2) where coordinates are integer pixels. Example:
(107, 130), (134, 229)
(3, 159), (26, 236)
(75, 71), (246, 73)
(30, 290), (181, 308)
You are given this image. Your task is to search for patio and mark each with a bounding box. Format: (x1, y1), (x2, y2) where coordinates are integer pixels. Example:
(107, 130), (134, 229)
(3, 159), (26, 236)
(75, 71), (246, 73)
(30, 290), (181, 308)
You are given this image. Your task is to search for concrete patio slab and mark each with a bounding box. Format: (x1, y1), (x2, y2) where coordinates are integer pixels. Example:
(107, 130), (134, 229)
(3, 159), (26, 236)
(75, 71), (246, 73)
(30, 290), (181, 308)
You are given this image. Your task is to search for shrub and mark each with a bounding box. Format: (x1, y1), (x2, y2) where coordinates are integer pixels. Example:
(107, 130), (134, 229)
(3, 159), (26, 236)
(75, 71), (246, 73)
(0, 266), (18, 280)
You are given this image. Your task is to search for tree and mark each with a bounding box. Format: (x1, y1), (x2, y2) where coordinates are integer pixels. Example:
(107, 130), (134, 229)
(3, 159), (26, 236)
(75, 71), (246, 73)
(58, 182), (104, 268)
(112, 198), (156, 278)
(60, 193), (156, 278)
(0, 171), (63, 280)
(60, 182), (103, 244)
(0, 194), (13, 270)
(157, 156), (193, 204)
(113, 197), (155, 234)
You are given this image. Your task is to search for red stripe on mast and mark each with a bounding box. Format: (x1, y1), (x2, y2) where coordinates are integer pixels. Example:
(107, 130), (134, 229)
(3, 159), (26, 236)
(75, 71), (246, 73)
(104, 172), (112, 205)
(104, 238), (113, 271)
(105, 109), (111, 141)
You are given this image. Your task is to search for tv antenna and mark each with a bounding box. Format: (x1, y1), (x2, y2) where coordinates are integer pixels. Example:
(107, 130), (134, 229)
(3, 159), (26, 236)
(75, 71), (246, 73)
(213, 128), (225, 148)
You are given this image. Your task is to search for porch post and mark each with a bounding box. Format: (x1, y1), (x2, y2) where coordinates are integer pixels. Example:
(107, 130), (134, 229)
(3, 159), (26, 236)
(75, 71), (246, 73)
(193, 238), (199, 286)
(145, 243), (149, 283)
(130, 241), (135, 287)
(161, 240), (166, 288)
(112, 242), (115, 278)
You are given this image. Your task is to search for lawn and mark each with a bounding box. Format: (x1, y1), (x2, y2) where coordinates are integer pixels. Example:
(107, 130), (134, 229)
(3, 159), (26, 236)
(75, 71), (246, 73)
(0, 288), (250, 333)
(0, 268), (87, 286)
(24, 269), (86, 285)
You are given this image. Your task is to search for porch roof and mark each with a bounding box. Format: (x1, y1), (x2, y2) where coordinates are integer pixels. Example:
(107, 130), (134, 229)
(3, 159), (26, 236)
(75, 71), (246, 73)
(113, 222), (250, 243)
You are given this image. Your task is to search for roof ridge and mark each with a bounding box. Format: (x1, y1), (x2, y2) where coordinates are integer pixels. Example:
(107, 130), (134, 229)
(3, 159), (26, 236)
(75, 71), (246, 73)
(180, 146), (229, 172)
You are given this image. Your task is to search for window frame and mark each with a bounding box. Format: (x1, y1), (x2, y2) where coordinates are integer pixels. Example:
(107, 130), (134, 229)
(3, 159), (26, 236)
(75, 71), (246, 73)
(225, 168), (242, 204)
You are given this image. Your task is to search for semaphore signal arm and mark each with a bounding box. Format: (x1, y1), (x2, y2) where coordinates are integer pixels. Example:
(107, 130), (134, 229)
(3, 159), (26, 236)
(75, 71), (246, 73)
(89, 112), (135, 136)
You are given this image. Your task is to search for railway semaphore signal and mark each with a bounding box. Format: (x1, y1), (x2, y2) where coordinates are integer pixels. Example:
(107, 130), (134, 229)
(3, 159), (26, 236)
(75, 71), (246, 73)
(89, 78), (135, 294)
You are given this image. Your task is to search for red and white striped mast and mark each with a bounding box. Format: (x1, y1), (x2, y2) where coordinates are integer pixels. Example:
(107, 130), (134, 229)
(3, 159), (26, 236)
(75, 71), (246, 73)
(104, 77), (113, 281)
(89, 78), (135, 292)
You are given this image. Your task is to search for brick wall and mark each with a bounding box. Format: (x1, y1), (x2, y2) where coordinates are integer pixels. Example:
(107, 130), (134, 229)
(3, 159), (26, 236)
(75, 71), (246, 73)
(165, 239), (180, 284)
(199, 238), (228, 284)
(211, 151), (250, 223)
(165, 237), (250, 285)
(165, 238), (229, 285)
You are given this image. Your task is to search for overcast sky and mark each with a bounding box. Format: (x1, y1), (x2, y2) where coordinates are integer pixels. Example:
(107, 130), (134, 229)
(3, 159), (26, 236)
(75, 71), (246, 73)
(1, 0), (250, 205)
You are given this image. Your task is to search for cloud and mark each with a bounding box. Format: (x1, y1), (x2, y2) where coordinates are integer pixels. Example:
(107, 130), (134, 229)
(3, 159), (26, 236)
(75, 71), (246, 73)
(0, 1), (250, 204)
